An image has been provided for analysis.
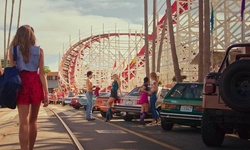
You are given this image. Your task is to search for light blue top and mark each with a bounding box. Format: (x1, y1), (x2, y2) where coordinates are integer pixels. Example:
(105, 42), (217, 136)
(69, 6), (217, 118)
(12, 45), (40, 71)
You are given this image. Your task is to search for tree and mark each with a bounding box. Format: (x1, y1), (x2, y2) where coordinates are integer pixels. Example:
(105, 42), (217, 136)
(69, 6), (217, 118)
(44, 66), (51, 74)
(203, 0), (211, 77)
(4, 0), (15, 68)
(157, 10), (167, 72)
(4, 0), (8, 68)
(17, 0), (22, 28)
(144, 0), (150, 77)
(198, 0), (204, 82)
(166, 0), (182, 82)
(151, 0), (157, 72)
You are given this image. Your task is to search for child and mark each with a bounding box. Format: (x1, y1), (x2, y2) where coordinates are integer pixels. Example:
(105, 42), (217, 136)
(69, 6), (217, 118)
(138, 77), (150, 125)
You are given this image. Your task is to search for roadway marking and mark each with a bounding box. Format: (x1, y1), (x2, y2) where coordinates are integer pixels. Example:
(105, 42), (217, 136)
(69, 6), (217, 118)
(94, 117), (180, 150)
(96, 130), (127, 134)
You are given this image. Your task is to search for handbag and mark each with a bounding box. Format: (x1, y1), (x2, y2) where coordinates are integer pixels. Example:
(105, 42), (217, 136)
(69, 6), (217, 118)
(0, 46), (21, 109)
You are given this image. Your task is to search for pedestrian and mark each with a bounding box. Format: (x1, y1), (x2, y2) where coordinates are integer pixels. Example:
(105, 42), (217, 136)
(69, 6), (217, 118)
(138, 77), (150, 125)
(8, 25), (49, 150)
(85, 71), (95, 121)
(68, 88), (73, 97)
(147, 72), (160, 125)
(53, 89), (58, 104)
(105, 74), (122, 122)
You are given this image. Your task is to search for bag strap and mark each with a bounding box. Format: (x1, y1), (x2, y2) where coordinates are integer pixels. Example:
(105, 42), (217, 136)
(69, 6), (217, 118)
(13, 46), (17, 62)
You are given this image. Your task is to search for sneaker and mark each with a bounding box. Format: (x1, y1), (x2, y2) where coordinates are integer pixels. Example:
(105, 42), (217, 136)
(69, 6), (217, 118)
(146, 121), (157, 126)
(87, 118), (95, 121)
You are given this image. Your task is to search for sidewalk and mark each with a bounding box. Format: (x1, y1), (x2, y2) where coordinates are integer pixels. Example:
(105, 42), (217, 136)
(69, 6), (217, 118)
(0, 106), (76, 150)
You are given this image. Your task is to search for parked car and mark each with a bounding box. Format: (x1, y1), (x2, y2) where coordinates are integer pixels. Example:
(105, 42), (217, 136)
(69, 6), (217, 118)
(71, 94), (86, 109)
(114, 87), (169, 121)
(202, 43), (250, 147)
(61, 96), (74, 106)
(160, 82), (203, 131)
(94, 93), (111, 112)
(95, 92), (128, 118)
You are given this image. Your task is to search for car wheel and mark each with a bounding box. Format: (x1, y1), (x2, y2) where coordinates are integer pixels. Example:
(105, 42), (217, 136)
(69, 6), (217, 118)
(191, 125), (197, 128)
(124, 113), (133, 121)
(84, 106), (87, 111)
(201, 109), (225, 147)
(161, 118), (174, 131)
(237, 128), (250, 139)
(74, 106), (80, 109)
(219, 60), (250, 112)
(101, 111), (106, 118)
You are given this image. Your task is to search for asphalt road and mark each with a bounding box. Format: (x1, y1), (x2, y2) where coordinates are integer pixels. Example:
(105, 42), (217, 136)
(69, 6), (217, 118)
(1, 105), (250, 150)
(52, 105), (250, 150)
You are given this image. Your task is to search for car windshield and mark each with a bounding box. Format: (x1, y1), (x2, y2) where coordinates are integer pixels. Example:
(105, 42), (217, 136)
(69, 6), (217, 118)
(169, 84), (203, 99)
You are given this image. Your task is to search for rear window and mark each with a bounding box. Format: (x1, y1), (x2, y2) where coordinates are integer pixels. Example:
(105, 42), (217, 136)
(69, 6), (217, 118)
(169, 84), (203, 99)
(128, 87), (141, 96)
(159, 89), (170, 98)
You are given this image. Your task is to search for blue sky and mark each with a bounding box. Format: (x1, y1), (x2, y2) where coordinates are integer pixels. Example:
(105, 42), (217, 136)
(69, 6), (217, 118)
(0, 0), (167, 71)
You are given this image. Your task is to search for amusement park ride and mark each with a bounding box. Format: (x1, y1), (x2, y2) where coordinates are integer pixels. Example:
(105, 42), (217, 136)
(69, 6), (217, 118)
(58, 0), (250, 92)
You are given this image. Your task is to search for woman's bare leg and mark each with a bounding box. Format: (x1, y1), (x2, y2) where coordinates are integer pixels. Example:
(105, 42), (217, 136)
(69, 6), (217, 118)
(17, 104), (30, 150)
(29, 104), (41, 150)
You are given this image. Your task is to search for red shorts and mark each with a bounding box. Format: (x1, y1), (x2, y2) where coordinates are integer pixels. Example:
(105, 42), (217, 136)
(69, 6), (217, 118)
(16, 71), (45, 105)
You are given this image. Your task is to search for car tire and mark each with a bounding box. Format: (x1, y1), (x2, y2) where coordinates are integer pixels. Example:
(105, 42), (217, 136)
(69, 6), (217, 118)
(74, 106), (80, 109)
(237, 129), (250, 139)
(219, 60), (250, 112)
(84, 106), (87, 111)
(100, 111), (106, 118)
(124, 113), (133, 121)
(201, 109), (225, 147)
(161, 118), (174, 131)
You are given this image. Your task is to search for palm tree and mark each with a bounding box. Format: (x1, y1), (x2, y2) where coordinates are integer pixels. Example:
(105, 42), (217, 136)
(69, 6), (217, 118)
(166, 0), (182, 82)
(157, 11), (167, 72)
(3, 0), (8, 68)
(17, 0), (22, 28)
(5, 0), (15, 68)
(198, 0), (204, 82)
(203, 0), (211, 77)
(151, 0), (157, 72)
(144, 0), (150, 77)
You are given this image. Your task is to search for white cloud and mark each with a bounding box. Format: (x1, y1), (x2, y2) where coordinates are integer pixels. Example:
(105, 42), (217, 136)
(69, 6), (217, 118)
(0, 0), (144, 71)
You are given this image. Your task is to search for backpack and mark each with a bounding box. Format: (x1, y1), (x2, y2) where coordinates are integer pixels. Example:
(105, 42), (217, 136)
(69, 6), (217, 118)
(0, 46), (21, 109)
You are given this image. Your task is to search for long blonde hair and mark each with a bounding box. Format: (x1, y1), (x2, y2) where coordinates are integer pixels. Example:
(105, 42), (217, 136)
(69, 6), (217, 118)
(10, 25), (36, 63)
(113, 74), (121, 88)
(150, 72), (158, 83)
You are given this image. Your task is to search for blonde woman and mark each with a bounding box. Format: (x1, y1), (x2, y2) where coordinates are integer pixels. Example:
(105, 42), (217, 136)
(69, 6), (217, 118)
(105, 74), (122, 122)
(9, 25), (49, 150)
(148, 72), (160, 125)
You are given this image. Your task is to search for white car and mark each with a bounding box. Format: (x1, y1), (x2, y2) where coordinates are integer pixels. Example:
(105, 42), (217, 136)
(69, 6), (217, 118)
(114, 86), (169, 121)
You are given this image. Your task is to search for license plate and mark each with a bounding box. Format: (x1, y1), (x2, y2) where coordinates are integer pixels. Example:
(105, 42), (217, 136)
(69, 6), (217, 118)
(125, 100), (133, 106)
(180, 106), (193, 112)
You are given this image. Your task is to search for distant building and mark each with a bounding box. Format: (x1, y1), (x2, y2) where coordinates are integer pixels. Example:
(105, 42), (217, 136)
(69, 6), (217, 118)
(47, 72), (58, 93)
